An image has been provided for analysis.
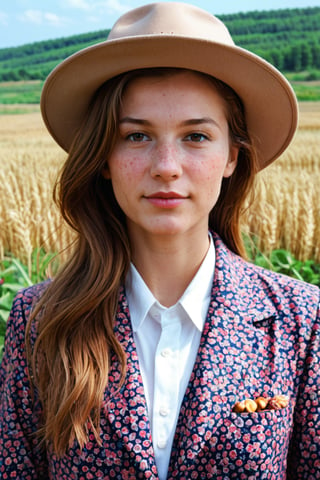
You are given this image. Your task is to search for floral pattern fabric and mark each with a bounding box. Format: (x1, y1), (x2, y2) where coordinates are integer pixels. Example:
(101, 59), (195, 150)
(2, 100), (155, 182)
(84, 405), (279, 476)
(1, 234), (320, 479)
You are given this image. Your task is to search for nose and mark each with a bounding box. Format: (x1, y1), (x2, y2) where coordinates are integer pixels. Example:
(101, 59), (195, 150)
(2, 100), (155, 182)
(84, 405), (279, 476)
(150, 143), (182, 180)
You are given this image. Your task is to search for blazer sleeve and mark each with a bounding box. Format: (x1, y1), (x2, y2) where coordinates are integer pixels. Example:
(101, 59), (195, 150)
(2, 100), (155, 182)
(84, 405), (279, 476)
(287, 296), (320, 478)
(0, 289), (48, 478)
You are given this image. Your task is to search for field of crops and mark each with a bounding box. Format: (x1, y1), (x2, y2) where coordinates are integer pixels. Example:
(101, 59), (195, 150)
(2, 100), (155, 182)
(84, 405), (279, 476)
(0, 102), (319, 268)
(0, 109), (73, 270)
(242, 102), (320, 263)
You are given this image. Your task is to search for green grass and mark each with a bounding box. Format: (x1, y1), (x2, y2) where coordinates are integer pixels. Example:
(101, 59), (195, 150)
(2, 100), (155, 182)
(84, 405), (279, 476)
(0, 105), (40, 114)
(286, 70), (320, 81)
(291, 83), (320, 101)
(0, 81), (43, 104)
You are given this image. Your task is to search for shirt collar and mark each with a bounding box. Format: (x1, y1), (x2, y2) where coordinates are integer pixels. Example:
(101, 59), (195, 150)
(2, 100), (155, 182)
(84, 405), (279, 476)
(125, 262), (156, 333)
(125, 233), (215, 333)
(179, 233), (215, 330)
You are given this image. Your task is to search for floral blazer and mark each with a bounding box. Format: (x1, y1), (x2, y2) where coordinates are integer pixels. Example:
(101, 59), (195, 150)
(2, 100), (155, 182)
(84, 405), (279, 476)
(1, 234), (320, 479)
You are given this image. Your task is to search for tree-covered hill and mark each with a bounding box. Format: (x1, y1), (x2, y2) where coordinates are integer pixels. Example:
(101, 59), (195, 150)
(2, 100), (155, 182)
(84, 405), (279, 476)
(223, 8), (320, 73)
(0, 6), (320, 82)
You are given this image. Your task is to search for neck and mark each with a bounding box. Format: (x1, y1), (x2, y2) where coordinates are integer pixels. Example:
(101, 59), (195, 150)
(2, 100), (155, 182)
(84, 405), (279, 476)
(129, 230), (210, 307)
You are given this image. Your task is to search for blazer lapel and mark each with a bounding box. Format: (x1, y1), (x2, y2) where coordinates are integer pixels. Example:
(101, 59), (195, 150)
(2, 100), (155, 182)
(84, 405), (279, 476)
(102, 287), (158, 477)
(169, 234), (279, 474)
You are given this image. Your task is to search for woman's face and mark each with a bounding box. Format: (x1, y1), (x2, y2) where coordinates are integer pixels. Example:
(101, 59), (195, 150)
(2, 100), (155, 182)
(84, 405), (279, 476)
(104, 71), (238, 243)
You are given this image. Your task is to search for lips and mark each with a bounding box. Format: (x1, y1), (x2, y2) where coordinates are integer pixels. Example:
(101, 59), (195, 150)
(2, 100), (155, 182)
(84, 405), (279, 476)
(146, 191), (186, 199)
(144, 191), (187, 208)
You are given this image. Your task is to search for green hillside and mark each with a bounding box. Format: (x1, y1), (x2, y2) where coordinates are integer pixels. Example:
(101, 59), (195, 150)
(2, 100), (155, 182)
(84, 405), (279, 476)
(0, 7), (320, 82)
(223, 7), (320, 73)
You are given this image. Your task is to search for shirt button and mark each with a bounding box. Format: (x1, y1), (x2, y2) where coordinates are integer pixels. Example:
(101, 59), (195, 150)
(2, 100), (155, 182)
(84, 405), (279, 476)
(159, 407), (169, 417)
(157, 439), (167, 449)
(161, 348), (171, 358)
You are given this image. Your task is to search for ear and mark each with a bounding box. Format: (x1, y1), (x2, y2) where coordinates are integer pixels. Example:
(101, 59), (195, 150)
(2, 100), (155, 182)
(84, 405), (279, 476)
(223, 145), (239, 178)
(101, 164), (111, 179)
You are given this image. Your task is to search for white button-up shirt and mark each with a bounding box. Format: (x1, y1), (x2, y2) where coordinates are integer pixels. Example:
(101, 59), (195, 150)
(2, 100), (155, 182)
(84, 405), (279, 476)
(125, 235), (215, 480)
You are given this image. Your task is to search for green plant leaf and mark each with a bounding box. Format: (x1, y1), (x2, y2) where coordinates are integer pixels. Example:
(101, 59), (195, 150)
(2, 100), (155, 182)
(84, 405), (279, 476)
(0, 292), (14, 310)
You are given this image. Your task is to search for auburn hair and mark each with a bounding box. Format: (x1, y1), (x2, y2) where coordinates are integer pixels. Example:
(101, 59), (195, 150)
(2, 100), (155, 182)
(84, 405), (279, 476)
(26, 68), (257, 455)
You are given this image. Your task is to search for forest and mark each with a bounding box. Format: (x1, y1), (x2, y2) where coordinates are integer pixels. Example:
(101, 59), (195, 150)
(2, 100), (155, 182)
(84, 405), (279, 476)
(0, 6), (320, 82)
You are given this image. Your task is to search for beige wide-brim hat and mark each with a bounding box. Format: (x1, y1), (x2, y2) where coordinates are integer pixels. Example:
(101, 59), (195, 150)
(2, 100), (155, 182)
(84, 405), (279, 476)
(41, 2), (298, 170)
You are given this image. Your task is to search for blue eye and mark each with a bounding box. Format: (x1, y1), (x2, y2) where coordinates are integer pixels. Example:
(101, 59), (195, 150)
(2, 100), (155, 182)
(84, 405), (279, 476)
(185, 133), (208, 142)
(127, 133), (149, 142)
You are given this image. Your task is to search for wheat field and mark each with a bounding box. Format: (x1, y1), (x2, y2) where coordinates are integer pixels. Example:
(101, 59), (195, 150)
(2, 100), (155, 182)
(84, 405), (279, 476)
(241, 102), (320, 262)
(0, 109), (72, 268)
(0, 103), (319, 266)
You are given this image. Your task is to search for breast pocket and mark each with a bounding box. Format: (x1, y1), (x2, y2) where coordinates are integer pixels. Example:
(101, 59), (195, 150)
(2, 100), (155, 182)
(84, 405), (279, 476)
(210, 401), (294, 477)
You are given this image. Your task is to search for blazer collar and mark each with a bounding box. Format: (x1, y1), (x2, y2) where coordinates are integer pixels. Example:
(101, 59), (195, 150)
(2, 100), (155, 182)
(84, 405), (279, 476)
(210, 232), (278, 322)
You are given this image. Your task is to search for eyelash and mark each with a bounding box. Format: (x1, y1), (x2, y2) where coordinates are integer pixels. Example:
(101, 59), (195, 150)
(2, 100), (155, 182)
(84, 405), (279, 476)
(126, 132), (150, 142)
(183, 133), (209, 143)
(125, 132), (210, 143)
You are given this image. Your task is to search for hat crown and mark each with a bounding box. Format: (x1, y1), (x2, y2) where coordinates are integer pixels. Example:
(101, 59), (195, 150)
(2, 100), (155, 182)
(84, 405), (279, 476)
(108, 2), (234, 46)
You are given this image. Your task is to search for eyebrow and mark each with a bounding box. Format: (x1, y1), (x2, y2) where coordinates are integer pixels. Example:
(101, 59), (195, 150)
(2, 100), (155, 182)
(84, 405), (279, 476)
(119, 117), (152, 126)
(119, 116), (220, 128)
(180, 117), (220, 128)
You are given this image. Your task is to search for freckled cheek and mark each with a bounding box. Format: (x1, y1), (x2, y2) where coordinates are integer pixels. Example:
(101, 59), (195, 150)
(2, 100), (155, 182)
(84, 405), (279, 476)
(190, 156), (227, 183)
(190, 158), (227, 208)
(110, 155), (145, 181)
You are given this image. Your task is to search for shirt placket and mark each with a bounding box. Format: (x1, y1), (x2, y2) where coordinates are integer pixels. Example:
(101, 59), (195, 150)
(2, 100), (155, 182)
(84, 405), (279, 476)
(152, 307), (182, 466)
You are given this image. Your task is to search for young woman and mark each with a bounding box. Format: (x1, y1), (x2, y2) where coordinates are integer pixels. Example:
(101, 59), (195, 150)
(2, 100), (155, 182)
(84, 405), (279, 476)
(1, 3), (319, 479)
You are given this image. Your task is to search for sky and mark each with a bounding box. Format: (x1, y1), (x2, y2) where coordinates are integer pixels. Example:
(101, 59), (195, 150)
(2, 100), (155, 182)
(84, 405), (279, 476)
(1, 0), (320, 49)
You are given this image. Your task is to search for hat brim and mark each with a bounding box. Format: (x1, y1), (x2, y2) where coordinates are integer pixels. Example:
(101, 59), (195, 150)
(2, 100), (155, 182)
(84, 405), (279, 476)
(41, 35), (298, 170)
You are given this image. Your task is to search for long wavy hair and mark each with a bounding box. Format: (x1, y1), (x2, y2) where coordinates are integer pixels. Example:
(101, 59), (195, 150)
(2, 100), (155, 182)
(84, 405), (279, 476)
(26, 67), (257, 455)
